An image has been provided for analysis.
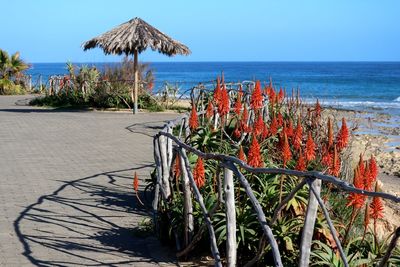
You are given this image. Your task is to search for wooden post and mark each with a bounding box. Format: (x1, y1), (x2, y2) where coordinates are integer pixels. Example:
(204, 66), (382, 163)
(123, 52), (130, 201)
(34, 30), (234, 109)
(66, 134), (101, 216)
(159, 135), (171, 198)
(180, 153), (194, 246)
(167, 127), (173, 169)
(224, 167), (237, 267)
(299, 178), (321, 267)
(133, 49), (138, 114)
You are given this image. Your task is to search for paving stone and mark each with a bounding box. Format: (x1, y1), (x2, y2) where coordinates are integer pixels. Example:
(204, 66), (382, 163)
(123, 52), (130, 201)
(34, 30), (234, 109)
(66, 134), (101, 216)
(0, 96), (179, 266)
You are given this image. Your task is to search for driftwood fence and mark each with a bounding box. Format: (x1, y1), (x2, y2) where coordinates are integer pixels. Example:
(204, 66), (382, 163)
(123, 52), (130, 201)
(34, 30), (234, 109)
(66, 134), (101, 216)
(151, 83), (400, 267)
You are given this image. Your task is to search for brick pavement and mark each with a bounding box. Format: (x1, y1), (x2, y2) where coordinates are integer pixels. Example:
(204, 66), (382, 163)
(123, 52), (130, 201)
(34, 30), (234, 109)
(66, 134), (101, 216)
(0, 96), (179, 266)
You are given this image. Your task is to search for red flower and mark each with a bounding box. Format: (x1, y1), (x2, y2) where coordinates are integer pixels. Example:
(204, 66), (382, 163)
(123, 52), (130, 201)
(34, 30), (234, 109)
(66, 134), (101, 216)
(286, 120), (294, 138)
(238, 146), (247, 162)
(277, 113), (284, 128)
(218, 84), (230, 116)
(234, 95), (242, 115)
(174, 156), (181, 179)
(347, 167), (365, 209)
(315, 99), (322, 117)
(241, 107), (250, 133)
(327, 117), (333, 148)
(206, 100), (214, 119)
(254, 113), (264, 137)
(250, 80), (263, 109)
(233, 122), (241, 138)
(321, 144), (332, 167)
(214, 77), (221, 104)
(247, 134), (263, 167)
(282, 133), (292, 167)
(193, 158), (206, 188)
(278, 87), (284, 103)
(369, 155), (378, 182)
(305, 132), (316, 161)
(269, 116), (278, 136)
(328, 145), (341, 176)
(295, 149), (306, 171)
(133, 172), (139, 192)
(189, 104), (199, 130)
(370, 183), (384, 220)
(268, 87), (276, 106)
(261, 123), (269, 139)
(293, 117), (303, 151)
(336, 118), (349, 150)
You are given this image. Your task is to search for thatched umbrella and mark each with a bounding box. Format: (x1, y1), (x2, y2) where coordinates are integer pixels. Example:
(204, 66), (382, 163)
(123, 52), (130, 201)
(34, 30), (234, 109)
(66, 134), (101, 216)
(82, 17), (191, 113)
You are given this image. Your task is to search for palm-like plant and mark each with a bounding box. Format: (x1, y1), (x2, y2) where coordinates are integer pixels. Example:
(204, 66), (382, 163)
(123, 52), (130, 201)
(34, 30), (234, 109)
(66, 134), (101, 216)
(0, 49), (29, 94)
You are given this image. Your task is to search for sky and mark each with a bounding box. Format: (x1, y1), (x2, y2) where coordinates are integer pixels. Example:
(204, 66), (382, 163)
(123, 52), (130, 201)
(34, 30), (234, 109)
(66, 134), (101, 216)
(1, 0), (400, 63)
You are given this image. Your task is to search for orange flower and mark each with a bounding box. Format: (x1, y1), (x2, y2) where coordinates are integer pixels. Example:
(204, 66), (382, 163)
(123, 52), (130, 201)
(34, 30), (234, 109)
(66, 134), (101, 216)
(233, 122), (241, 138)
(293, 117), (303, 151)
(315, 99), (322, 117)
(250, 80), (263, 109)
(254, 113), (264, 137)
(282, 133), (292, 167)
(369, 155), (378, 182)
(241, 107), (250, 133)
(268, 87), (276, 106)
(214, 77), (221, 104)
(328, 145), (340, 176)
(238, 146), (247, 162)
(206, 100), (214, 119)
(277, 113), (284, 128)
(278, 87), (284, 103)
(189, 104), (199, 130)
(327, 117), (333, 148)
(295, 149), (306, 171)
(370, 186), (384, 220)
(133, 172), (139, 192)
(234, 95), (242, 115)
(193, 158), (206, 188)
(305, 132), (316, 161)
(347, 167), (365, 209)
(238, 84), (243, 99)
(336, 118), (349, 150)
(174, 156), (181, 179)
(261, 123), (269, 139)
(247, 134), (263, 167)
(321, 144), (332, 167)
(218, 84), (230, 116)
(286, 119), (294, 138)
(269, 116), (278, 136)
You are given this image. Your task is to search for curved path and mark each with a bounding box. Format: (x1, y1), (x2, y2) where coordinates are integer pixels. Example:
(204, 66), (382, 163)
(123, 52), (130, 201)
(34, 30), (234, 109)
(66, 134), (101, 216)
(0, 96), (178, 266)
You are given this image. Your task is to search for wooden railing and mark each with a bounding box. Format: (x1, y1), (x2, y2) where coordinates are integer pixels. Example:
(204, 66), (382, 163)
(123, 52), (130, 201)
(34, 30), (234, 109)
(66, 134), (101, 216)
(151, 83), (400, 267)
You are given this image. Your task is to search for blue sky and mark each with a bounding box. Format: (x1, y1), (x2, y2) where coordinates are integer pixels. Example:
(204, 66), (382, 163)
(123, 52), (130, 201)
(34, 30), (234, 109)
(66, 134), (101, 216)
(2, 0), (400, 63)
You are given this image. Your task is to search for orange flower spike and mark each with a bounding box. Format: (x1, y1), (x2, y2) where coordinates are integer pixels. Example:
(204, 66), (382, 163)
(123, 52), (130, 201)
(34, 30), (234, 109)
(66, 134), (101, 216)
(329, 145), (341, 176)
(247, 134), (263, 167)
(238, 84), (243, 99)
(286, 120), (294, 138)
(269, 116), (278, 136)
(336, 118), (349, 150)
(315, 99), (322, 117)
(327, 117), (334, 148)
(321, 144), (332, 167)
(261, 123), (269, 139)
(254, 113), (264, 137)
(238, 146), (247, 162)
(369, 155), (378, 182)
(347, 167), (365, 209)
(358, 154), (365, 177)
(295, 149), (306, 171)
(250, 80), (263, 109)
(206, 100), (214, 119)
(278, 87), (284, 103)
(218, 84), (230, 116)
(174, 156), (181, 179)
(370, 183), (384, 220)
(189, 104), (199, 130)
(305, 131), (316, 161)
(214, 76), (221, 104)
(293, 116), (303, 151)
(268, 88), (276, 107)
(282, 133), (292, 167)
(193, 158), (206, 188)
(234, 95), (242, 115)
(133, 172), (139, 192)
(277, 113), (284, 128)
(240, 106), (251, 133)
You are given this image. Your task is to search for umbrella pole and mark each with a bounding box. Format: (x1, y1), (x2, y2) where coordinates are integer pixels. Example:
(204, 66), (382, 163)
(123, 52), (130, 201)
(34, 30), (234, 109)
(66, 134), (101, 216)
(133, 49), (138, 114)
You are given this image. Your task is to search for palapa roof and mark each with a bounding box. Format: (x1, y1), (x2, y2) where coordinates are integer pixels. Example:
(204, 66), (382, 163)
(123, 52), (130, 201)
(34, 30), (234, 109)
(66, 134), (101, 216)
(82, 17), (191, 56)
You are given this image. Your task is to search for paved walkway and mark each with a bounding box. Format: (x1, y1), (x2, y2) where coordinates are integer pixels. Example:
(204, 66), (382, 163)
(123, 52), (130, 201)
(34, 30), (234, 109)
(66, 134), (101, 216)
(0, 96), (179, 266)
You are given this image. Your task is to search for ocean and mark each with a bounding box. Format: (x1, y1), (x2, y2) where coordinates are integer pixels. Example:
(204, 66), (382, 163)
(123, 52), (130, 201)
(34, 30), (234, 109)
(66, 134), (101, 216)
(27, 62), (400, 115)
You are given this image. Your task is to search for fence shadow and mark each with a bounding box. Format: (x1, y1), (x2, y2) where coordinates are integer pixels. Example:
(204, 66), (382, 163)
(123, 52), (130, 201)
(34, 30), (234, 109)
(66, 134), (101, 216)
(14, 166), (177, 266)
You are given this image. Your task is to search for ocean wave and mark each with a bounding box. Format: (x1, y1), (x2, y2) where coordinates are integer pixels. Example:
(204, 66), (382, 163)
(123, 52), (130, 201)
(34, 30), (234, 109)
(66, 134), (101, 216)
(395, 96), (400, 102)
(303, 99), (400, 110)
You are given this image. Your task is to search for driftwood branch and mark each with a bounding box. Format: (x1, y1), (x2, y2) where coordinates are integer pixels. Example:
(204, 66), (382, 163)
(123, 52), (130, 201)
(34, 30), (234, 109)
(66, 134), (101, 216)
(377, 226), (400, 267)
